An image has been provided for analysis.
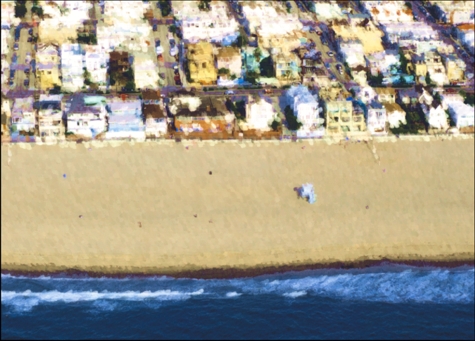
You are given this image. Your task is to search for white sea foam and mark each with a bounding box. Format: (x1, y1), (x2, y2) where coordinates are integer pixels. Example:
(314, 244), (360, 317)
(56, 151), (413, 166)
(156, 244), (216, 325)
(225, 292), (242, 298)
(283, 291), (307, 298)
(1, 289), (204, 311)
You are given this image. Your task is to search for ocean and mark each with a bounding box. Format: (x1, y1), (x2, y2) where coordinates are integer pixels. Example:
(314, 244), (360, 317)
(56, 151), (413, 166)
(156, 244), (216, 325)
(2, 265), (474, 340)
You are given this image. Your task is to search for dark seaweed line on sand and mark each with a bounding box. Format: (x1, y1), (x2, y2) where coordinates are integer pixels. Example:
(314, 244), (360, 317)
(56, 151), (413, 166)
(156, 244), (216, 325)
(2, 258), (474, 280)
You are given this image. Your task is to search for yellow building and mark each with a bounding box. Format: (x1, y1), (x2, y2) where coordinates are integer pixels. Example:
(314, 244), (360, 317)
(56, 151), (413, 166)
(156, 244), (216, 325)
(443, 54), (466, 83)
(36, 43), (61, 91)
(412, 54), (428, 77)
(187, 42), (217, 86)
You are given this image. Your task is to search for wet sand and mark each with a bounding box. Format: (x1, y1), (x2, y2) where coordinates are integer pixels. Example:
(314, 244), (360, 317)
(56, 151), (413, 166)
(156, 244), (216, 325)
(1, 138), (474, 278)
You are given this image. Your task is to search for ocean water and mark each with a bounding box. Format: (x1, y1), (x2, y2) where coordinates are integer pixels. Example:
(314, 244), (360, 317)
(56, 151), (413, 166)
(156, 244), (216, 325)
(2, 265), (474, 340)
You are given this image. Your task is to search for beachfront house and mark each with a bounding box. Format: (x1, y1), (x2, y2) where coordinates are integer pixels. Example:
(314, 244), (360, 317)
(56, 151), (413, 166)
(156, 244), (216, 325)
(142, 89), (168, 138)
(366, 101), (388, 135)
(60, 44), (85, 92)
(36, 43), (61, 91)
(35, 94), (64, 141)
(11, 97), (35, 137)
(285, 85), (325, 138)
(447, 101), (474, 130)
(423, 99), (448, 130)
(105, 96), (145, 140)
(242, 96), (277, 132)
(169, 95), (235, 135)
(383, 103), (407, 129)
(65, 94), (108, 138)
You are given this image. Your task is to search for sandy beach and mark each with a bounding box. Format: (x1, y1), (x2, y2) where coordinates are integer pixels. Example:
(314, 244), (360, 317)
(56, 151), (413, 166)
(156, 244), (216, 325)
(1, 138), (474, 277)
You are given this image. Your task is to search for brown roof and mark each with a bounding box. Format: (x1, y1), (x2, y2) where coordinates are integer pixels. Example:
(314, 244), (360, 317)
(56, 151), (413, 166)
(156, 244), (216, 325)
(143, 103), (165, 119)
(217, 47), (240, 59)
(374, 87), (396, 96)
(174, 96), (228, 118)
(110, 51), (129, 61)
(141, 89), (161, 100)
(383, 103), (404, 113)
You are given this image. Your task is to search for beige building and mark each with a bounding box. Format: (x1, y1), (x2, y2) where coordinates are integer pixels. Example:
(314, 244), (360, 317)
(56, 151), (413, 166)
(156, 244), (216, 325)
(325, 100), (365, 135)
(216, 47), (242, 77)
(443, 54), (466, 83)
(274, 53), (301, 82)
(36, 43), (62, 91)
(187, 42), (218, 85)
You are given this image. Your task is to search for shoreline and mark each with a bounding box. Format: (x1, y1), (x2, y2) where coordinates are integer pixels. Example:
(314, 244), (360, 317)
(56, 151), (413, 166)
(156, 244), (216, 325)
(2, 257), (474, 280)
(2, 139), (473, 279)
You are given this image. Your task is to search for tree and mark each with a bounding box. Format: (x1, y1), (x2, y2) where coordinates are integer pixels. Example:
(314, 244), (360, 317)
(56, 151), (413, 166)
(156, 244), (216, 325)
(31, 5), (44, 19)
(14, 1), (27, 18)
(159, 0), (171, 17)
(83, 68), (92, 86)
(253, 47), (262, 63)
(425, 72), (432, 86)
(399, 75), (407, 86)
(218, 68), (230, 75)
(284, 105), (302, 131)
(259, 56), (274, 78)
(245, 70), (259, 84)
(399, 48), (409, 74)
(404, 2), (412, 9)
(270, 119), (281, 132)
(198, 0), (211, 11)
(168, 25), (177, 34)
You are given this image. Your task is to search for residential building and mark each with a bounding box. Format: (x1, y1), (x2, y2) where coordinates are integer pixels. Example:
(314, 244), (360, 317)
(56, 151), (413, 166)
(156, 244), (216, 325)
(374, 87), (396, 104)
(36, 43), (61, 91)
(411, 53), (428, 77)
(382, 103), (406, 129)
(142, 90), (167, 138)
(313, 2), (346, 21)
(61, 44), (85, 92)
(397, 88), (419, 109)
(365, 50), (400, 77)
(302, 61), (330, 88)
(357, 85), (378, 105)
(172, 0), (239, 44)
(1, 1), (20, 27)
(64, 94), (108, 138)
(447, 101), (474, 129)
(242, 46), (270, 74)
(420, 97), (448, 130)
(243, 96), (277, 132)
(425, 51), (449, 86)
(187, 42), (218, 85)
(216, 47), (242, 78)
(350, 65), (368, 86)
(325, 99), (365, 135)
(134, 52), (160, 90)
(105, 96), (145, 139)
(35, 94), (64, 140)
(83, 45), (109, 90)
(431, 0), (474, 25)
(455, 23), (475, 53)
(364, 1), (413, 24)
(169, 95), (235, 134)
(381, 22), (439, 44)
(366, 101), (388, 135)
(285, 85), (325, 137)
(442, 54), (466, 84)
(338, 38), (366, 68)
(11, 97), (35, 136)
(1, 92), (11, 136)
(274, 53), (300, 82)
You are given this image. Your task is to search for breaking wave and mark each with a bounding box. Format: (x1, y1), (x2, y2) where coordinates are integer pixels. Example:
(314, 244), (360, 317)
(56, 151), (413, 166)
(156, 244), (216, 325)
(2, 266), (474, 312)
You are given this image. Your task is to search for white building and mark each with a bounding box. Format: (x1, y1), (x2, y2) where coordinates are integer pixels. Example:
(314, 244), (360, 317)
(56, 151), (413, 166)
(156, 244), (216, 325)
(11, 97), (35, 136)
(364, 1), (413, 24)
(383, 103), (407, 129)
(173, 0), (239, 44)
(65, 94), (108, 138)
(366, 101), (387, 135)
(382, 22), (439, 44)
(83, 45), (109, 89)
(422, 101), (448, 130)
(243, 96), (277, 132)
(365, 50), (400, 77)
(61, 44), (85, 91)
(447, 101), (474, 129)
(339, 39), (366, 68)
(285, 85), (324, 137)
(36, 94), (64, 140)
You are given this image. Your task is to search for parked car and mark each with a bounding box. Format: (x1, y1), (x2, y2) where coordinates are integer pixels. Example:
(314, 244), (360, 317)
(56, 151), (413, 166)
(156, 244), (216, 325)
(225, 90), (235, 95)
(9, 79), (14, 87)
(30, 59), (36, 72)
(327, 51), (334, 57)
(264, 88), (272, 94)
(12, 53), (18, 63)
(28, 28), (33, 35)
(174, 69), (179, 75)
(316, 31), (323, 36)
(175, 79), (182, 86)
(24, 78), (29, 87)
(9, 69), (15, 78)
(13, 43), (19, 50)
(155, 39), (164, 54)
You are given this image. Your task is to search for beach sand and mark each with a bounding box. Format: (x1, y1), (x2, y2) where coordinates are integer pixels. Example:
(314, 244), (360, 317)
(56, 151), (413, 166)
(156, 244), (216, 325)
(1, 138), (474, 278)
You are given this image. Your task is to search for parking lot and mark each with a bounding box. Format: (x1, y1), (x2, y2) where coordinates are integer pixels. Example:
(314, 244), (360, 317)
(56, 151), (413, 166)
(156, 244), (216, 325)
(8, 23), (37, 92)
